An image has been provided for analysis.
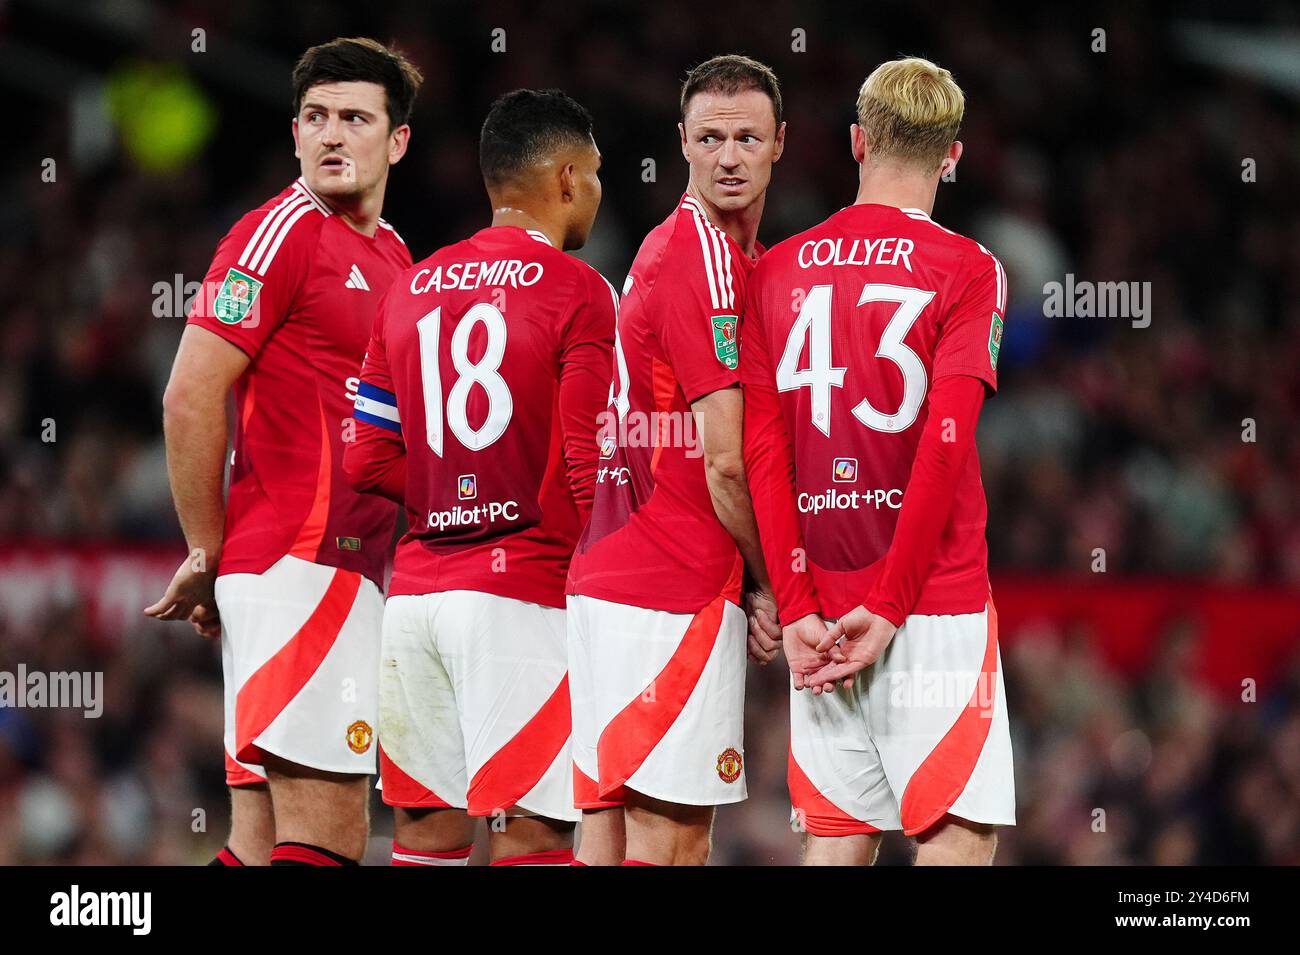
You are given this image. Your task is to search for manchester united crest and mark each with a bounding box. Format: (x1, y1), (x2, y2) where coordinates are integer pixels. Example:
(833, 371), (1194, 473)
(346, 720), (373, 754)
(716, 747), (743, 783)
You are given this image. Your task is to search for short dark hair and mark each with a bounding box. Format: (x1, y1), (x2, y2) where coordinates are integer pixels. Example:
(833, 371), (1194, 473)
(480, 89), (595, 188)
(680, 54), (783, 127)
(292, 37), (423, 129)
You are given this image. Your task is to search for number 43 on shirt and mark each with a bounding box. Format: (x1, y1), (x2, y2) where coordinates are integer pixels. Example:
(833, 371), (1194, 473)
(776, 283), (935, 437)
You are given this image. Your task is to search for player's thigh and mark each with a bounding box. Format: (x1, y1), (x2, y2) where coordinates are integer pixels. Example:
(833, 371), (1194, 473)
(263, 755), (371, 857)
(624, 790), (715, 866)
(866, 602), (1015, 838)
(377, 593), (468, 811)
(802, 832), (882, 866)
(227, 783), (274, 865)
(487, 815), (575, 863)
(913, 814), (999, 866)
(393, 806), (476, 855)
(574, 807), (625, 866)
(263, 758), (370, 822)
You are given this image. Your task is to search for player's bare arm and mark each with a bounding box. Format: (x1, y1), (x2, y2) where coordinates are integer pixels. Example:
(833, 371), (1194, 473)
(675, 63), (787, 668)
(144, 324), (250, 638)
(690, 385), (783, 663)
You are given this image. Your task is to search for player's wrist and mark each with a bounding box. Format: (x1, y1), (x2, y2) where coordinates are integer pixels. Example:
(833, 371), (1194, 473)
(863, 599), (905, 629)
(185, 540), (222, 573)
(785, 608), (822, 629)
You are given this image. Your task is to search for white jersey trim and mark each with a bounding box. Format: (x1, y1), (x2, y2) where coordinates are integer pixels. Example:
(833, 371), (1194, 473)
(378, 218), (407, 245)
(238, 184), (327, 276)
(976, 241), (1007, 312)
(294, 177), (333, 215)
(680, 196), (735, 310)
(900, 208), (1006, 310)
(253, 201), (317, 275)
(237, 193), (299, 271)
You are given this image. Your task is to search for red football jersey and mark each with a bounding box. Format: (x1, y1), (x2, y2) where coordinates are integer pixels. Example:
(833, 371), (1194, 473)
(186, 178), (410, 589)
(350, 226), (615, 608)
(742, 203), (1007, 620)
(567, 195), (761, 614)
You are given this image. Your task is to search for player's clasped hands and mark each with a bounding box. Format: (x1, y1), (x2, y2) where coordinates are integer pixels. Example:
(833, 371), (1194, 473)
(744, 588), (783, 664)
(780, 613), (834, 692)
(781, 606), (900, 695)
(812, 605), (898, 692)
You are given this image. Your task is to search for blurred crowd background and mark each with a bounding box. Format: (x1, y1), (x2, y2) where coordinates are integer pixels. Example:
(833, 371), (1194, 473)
(1, 0), (1298, 864)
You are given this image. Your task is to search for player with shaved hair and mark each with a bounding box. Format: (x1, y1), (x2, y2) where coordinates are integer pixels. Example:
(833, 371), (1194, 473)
(344, 88), (615, 866)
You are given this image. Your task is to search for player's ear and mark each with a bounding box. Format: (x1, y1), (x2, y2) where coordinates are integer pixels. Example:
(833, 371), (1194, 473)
(850, 124), (867, 165)
(941, 140), (963, 179)
(559, 161), (577, 203)
(388, 123), (411, 166)
(773, 121), (787, 163)
(678, 122), (689, 160)
(292, 117), (301, 159)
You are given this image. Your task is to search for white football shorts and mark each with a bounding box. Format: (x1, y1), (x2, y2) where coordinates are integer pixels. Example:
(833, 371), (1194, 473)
(377, 589), (577, 822)
(567, 590), (748, 808)
(789, 599), (1015, 837)
(216, 554), (383, 785)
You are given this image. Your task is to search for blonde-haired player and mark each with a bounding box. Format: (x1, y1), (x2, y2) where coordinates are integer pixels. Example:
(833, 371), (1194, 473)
(741, 56), (1014, 865)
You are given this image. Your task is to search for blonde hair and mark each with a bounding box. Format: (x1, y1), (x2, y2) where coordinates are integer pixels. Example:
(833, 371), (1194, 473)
(856, 57), (964, 172)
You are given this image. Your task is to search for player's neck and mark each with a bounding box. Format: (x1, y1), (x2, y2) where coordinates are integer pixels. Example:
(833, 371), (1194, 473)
(490, 207), (563, 249)
(686, 185), (763, 259)
(325, 188), (385, 238)
(853, 166), (938, 217)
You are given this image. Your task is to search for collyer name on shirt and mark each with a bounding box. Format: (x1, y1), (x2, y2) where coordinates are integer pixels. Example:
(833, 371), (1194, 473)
(797, 237), (915, 272)
(410, 260), (544, 294)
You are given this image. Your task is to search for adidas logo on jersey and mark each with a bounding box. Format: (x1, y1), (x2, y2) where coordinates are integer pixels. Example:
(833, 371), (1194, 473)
(344, 264), (370, 291)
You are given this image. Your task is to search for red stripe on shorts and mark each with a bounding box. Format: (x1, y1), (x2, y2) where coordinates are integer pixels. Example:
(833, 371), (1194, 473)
(234, 567), (361, 764)
(595, 593), (725, 798)
(466, 675), (572, 816)
(224, 749), (266, 787)
(898, 598), (1000, 836)
(787, 745), (881, 837)
(573, 762), (624, 809)
(379, 743), (455, 809)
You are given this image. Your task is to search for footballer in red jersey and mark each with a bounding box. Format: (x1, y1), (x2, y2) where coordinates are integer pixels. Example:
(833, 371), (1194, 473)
(565, 55), (786, 866)
(343, 89), (613, 867)
(742, 57), (1014, 865)
(146, 38), (421, 867)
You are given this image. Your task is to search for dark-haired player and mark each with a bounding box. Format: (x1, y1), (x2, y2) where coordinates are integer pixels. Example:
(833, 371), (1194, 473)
(565, 54), (785, 865)
(343, 89), (614, 866)
(146, 37), (422, 866)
